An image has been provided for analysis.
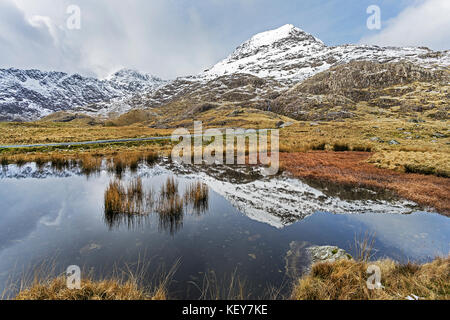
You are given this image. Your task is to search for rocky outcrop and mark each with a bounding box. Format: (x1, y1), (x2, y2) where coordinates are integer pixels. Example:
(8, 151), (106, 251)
(285, 241), (353, 278)
(272, 61), (449, 120)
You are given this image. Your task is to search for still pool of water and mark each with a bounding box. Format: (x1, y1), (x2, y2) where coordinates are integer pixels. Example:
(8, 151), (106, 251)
(0, 161), (449, 299)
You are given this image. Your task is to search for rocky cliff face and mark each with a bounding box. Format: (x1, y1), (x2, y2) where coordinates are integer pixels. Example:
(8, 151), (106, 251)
(272, 61), (450, 120)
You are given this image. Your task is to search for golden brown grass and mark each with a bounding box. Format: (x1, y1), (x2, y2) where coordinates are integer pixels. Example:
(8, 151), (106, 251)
(0, 150), (160, 176)
(160, 177), (179, 199)
(104, 178), (146, 216)
(79, 154), (102, 175)
(0, 121), (173, 145)
(14, 276), (165, 300)
(8, 257), (178, 300)
(155, 177), (184, 233)
(291, 256), (449, 300)
(281, 151), (450, 215)
(107, 151), (160, 175)
(157, 194), (184, 216)
(369, 151), (450, 177)
(278, 118), (449, 154)
(184, 181), (209, 213)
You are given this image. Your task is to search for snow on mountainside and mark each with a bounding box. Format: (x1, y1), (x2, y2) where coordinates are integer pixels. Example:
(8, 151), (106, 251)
(1, 24), (449, 121)
(0, 68), (165, 121)
(202, 24), (450, 83)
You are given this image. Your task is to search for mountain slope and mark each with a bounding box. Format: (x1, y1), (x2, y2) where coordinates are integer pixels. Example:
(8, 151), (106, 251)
(1, 24), (449, 122)
(108, 24), (450, 120)
(273, 61), (450, 121)
(202, 24), (450, 83)
(0, 68), (165, 121)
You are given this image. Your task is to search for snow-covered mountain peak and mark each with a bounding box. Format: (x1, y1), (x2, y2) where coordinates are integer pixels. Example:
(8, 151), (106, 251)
(1, 24), (450, 121)
(202, 24), (450, 83)
(108, 68), (162, 83)
(242, 24), (321, 50)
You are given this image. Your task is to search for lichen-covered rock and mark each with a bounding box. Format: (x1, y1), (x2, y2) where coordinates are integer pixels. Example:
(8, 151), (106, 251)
(306, 245), (352, 265)
(285, 241), (352, 278)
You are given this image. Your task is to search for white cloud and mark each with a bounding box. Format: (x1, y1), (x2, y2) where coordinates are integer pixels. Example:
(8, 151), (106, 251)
(0, 0), (232, 79)
(361, 0), (450, 51)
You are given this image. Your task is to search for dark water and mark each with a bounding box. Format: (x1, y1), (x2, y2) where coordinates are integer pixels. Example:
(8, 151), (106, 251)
(0, 161), (448, 299)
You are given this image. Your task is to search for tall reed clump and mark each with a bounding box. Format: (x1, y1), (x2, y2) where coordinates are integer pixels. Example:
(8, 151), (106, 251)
(104, 180), (126, 215)
(104, 177), (146, 216)
(110, 156), (126, 176)
(50, 154), (72, 171)
(0, 157), (9, 167)
(80, 154), (102, 176)
(157, 194), (184, 216)
(184, 181), (209, 213)
(145, 151), (159, 165)
(157, 177), (184, 233)
(160, 176), (179, 199)
(108, 151), (159, 176)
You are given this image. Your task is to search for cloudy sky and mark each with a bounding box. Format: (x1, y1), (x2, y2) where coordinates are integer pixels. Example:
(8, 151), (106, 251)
(0, 0), (448, 79)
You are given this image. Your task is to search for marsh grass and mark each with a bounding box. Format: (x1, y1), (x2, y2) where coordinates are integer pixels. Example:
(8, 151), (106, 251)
(184, 181), (209, 214)
(291, 256), (449, 300)
(145, 151), (159, 165)
(352, 145), (372, 152)
(104, 178), (147, 217)
(354, 232), (376, 262)
(160, 177), (179, 199)
(190, 269), (249, 300)
(15, 157), (26, 168)
(104, 176), (190, 232)
(368, 150), (450, 178)
(156, 194), (184, 234)
(108, 151), (160, 177)
(79, 154), (102, 176)
(157, 195), (184, 216)
(50, 155), (72, 171)
(5, 256), (178, 300)
(127, 177), (144, 201)
(0, 157), (9, 166)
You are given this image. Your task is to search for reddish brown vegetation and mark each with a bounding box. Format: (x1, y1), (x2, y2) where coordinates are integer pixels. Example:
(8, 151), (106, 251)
(280, 152), (450, 215)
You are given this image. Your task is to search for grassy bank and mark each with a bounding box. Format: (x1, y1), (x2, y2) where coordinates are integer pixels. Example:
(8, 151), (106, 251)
(14, 276), (166, 300)
(8, 256), (449, 300)
(292, 256), (449, 300)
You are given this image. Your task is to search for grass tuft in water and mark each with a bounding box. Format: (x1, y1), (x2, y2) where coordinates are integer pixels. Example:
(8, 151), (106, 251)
(184, 181), (209, 214)
(160, 177), (179, 199)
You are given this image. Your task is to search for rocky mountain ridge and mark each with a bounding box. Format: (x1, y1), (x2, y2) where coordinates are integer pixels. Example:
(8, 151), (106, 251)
(0, 68), (165, 121)
(1, 24), (449, 122)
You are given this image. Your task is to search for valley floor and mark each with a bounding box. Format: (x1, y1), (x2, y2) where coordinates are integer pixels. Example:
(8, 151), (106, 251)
(1, 117), (448, 301)
(1, 117), (448, 215)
